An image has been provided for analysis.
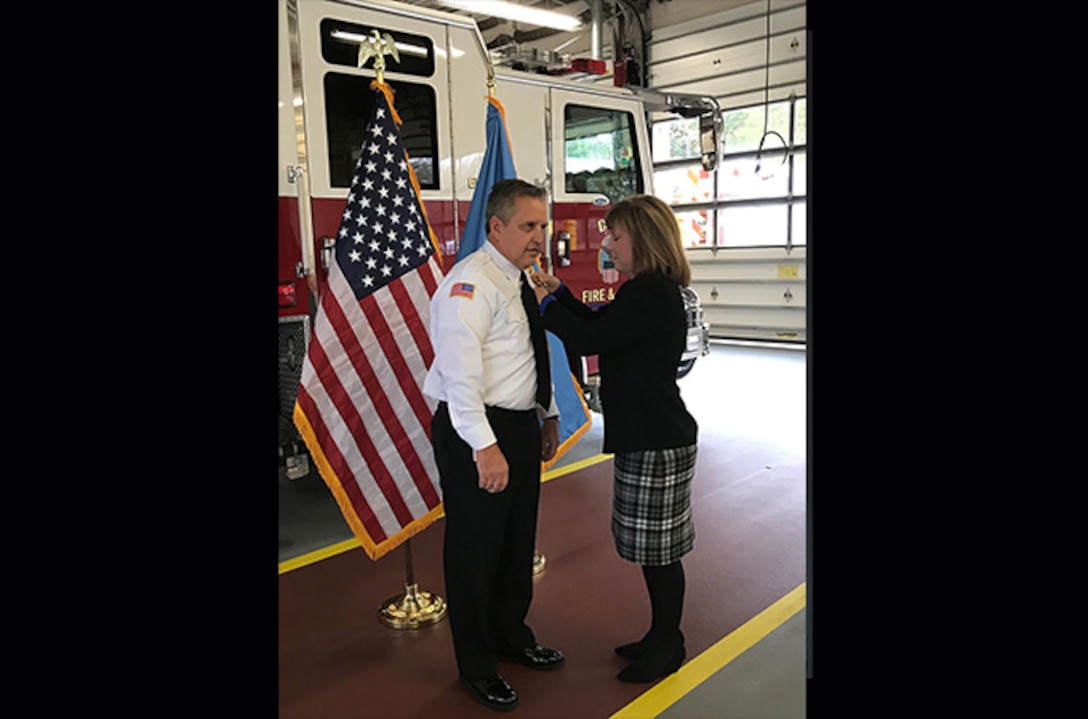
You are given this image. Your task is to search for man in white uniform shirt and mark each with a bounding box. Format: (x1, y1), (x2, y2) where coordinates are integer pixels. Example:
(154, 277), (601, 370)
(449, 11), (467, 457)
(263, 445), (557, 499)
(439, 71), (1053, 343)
(423, 179), (564, 712)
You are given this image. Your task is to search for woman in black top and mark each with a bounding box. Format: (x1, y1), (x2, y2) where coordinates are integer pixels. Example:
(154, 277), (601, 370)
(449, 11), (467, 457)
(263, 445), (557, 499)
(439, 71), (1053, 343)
(531, 195), (698, 683)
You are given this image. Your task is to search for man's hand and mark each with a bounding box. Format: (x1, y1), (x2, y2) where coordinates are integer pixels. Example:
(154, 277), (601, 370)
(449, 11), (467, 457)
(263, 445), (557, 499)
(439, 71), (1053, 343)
(541, 418), (559, 462)
(475, 443), (509, 494)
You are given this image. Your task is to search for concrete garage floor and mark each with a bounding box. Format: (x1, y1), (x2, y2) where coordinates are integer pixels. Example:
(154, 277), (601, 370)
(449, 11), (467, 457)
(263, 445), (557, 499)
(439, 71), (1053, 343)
(279, 340), (807, 718)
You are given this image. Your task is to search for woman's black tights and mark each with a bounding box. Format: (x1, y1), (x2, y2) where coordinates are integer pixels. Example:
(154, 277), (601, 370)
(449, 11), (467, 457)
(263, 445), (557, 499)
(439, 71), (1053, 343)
(644, 561), (685, 644)
(616, 560), (687, 682)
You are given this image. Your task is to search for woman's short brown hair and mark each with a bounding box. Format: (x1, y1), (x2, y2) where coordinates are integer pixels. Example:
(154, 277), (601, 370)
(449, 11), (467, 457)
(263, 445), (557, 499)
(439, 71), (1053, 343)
(604, 194), (691, 286)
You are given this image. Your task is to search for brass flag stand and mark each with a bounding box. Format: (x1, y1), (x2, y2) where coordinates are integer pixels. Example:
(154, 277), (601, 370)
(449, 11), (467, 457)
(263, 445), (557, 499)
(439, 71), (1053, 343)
(379, 539), (447, 629)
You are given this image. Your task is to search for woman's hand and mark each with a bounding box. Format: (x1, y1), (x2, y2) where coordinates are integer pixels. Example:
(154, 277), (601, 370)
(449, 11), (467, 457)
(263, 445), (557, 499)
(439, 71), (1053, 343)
(531, 271), (561, 294)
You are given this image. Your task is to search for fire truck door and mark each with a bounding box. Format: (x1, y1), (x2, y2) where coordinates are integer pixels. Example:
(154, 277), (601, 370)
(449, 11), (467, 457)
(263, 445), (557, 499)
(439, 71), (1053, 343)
(547, 87), (652, 381)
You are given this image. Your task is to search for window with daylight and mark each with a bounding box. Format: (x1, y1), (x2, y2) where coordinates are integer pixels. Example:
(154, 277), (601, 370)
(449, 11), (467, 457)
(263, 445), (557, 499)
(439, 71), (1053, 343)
(324, 73), (439, 189)
(651, 97), (806, 249)
(563, 104), (643, 206)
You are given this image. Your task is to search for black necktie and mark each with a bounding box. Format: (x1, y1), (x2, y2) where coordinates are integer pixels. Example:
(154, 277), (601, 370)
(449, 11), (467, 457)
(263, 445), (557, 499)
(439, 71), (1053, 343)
(520, 273), (551, 409)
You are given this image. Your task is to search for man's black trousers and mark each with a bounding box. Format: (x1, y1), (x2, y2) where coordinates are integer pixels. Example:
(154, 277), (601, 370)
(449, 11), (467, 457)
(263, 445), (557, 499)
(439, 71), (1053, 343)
(432, 402), (541, 680)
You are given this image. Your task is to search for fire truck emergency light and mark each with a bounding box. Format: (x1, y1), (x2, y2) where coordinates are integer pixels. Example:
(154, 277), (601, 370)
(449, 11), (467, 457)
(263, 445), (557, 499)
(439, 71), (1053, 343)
(278, 282), (297, 308)
(435, 1), (584, 32)
(571, 57), (607, 74)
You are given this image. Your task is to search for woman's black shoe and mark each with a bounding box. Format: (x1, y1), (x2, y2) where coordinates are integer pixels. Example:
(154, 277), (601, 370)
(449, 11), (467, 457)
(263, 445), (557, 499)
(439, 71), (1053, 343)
(614, 638), (649, 660)
(616, 634), (685, 683)
(616, 629), (684, 663)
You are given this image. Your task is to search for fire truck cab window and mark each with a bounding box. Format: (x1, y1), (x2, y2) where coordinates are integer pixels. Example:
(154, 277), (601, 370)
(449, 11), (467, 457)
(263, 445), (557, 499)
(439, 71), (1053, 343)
(320, 19), (435, 77)
(324, 73), (439, 190)
(563, 104), (642, 206)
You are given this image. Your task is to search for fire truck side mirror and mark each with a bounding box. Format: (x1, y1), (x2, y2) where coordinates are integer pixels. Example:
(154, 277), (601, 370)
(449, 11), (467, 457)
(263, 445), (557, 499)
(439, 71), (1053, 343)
(699, 111), (720, 172)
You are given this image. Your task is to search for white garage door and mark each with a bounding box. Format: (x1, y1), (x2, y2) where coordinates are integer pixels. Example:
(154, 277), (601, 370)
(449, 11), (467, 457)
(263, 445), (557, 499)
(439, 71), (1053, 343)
(647, 0), (807, 343)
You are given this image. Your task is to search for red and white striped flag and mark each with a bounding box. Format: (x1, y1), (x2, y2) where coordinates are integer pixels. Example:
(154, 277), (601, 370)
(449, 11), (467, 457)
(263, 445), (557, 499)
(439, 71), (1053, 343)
(294, 81), (445, 561)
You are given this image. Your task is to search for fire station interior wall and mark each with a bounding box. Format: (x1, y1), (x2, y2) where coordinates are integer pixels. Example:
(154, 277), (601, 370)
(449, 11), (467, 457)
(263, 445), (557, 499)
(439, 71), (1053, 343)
(648, 0), (807, 344)
(647, 0), (806, 111)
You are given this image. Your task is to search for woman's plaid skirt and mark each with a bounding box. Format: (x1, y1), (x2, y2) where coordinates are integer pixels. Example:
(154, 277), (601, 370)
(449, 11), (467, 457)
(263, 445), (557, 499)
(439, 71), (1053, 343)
(611, 444), (697, 566)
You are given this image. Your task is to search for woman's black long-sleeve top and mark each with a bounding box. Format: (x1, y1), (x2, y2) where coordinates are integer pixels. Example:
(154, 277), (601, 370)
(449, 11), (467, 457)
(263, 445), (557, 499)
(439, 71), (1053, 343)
(541, 270), (698, 454)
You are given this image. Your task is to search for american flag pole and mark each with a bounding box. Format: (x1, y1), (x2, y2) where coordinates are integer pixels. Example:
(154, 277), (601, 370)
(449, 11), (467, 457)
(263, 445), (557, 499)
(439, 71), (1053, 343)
(294, 35), (447, 628)
(365, 45), (447, 631)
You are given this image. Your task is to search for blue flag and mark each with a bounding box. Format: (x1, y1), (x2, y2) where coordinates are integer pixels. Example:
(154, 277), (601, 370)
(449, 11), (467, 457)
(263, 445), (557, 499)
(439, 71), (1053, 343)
(458, 97), (591, 469)
(457, 98), (517, 263)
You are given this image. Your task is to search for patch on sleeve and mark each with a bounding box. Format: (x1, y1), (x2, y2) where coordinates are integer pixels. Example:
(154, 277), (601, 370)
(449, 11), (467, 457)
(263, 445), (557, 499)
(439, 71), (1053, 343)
(449, 282), (476, 300)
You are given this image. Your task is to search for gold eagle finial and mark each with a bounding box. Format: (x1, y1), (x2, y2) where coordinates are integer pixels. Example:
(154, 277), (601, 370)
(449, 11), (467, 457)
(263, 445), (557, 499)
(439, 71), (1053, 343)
(357, 30), (400, 83)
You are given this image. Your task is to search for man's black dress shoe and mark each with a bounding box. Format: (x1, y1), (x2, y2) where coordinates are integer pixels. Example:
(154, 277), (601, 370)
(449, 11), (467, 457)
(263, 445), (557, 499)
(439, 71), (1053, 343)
(499, 643), (566, 670)
(459, 674), (518, 712)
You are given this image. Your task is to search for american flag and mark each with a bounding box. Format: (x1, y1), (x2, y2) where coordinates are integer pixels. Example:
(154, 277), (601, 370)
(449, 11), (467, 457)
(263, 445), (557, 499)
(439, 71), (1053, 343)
(294, 82), (445, 561)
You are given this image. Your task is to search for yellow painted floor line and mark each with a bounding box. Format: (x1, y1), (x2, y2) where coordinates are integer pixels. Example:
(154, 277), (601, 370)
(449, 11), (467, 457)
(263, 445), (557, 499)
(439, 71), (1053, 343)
(278, 538), (360, 575)
(610, 582), (807, 719)
(279, 453), (614, 576)
(543, 452), (612, 483)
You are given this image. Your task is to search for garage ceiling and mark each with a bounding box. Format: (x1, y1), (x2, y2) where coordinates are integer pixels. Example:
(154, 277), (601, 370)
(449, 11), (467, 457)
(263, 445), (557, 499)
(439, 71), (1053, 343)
(395, 0), (756, 60)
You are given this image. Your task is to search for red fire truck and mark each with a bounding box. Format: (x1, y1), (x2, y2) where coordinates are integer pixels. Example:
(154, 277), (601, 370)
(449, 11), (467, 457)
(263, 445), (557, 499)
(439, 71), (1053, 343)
(278, 0), (717, 472)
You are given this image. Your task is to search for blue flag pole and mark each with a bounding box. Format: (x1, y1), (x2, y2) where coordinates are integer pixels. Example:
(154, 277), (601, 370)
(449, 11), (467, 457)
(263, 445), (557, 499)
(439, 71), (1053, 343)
(459, 96), (592, 469)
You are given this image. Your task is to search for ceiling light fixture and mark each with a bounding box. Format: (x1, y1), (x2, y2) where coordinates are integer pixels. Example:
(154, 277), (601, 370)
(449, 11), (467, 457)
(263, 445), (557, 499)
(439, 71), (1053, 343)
(434, 0), (583, 32)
